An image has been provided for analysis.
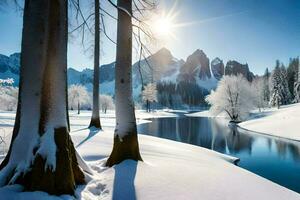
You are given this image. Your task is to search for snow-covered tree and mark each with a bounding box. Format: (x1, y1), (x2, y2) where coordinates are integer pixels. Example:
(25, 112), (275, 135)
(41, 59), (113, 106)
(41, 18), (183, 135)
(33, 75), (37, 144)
(206, 75), (255, 121)
(0, 86), (18, 111)
(251, 77), (267, 112)
(0, 79), (18, 111)
(106, 0), (142, 167)
(0, 0), (84, 194)
(142, 83), (157, 112)
(293, 58), (300, 102)
(100, 94), (114, 113)
(269, 61), (291, 108)
(0, 78), (14, 86)
(68, 84), (90, 114)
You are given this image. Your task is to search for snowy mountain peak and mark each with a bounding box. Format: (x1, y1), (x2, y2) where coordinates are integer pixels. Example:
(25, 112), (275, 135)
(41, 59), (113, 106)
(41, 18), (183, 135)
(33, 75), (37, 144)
(211, 57), (224, 80)
(178, 49), (211, 82)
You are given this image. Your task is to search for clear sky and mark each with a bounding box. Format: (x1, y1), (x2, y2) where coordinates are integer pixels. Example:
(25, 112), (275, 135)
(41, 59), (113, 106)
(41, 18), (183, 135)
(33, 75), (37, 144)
(0, 0), (299, 75)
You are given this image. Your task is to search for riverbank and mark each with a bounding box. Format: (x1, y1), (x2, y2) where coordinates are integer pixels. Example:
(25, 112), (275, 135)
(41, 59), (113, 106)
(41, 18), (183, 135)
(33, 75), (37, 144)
(0, 110), (299, 199)
(239, 103), (300, 141)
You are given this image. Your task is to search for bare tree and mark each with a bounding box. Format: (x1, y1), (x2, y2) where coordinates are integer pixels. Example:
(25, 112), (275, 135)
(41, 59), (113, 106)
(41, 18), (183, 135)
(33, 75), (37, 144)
(0, 0), (84, 194)
(89, 0), (102, 128)
(106, 0), (147, 166)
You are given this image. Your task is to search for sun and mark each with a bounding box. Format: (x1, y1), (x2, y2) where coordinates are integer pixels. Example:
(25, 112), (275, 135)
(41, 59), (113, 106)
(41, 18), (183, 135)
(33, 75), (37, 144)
(149, 0), (192, 41)
(153, 15), (173, 36)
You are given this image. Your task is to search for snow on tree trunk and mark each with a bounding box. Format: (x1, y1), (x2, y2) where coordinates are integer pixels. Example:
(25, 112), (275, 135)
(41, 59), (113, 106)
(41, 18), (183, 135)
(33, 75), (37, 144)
(89, 0), (101, 129)
(0, 0), (84, 195)
(106, 0), (142, 167)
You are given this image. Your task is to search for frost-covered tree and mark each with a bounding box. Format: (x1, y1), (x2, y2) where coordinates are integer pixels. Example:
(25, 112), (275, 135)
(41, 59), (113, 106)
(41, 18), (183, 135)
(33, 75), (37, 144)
(0, 79), (18, 111)
(100, 94), (114, 113)
(89, 0), (102, 129)
(280, 65), (291, 104)
(106, 0), (143, 167)
(0, 0), (84, 194)
(293, 58), (300, 102)
(269, 61), (291, 108)
(0, 86), (18, 111)
(68, 84), (90, 114)
(206, 75), (255, 121)
(251, 77), (267, 112)
(287, 57), (299, 98)
(142, 83), (157, 112)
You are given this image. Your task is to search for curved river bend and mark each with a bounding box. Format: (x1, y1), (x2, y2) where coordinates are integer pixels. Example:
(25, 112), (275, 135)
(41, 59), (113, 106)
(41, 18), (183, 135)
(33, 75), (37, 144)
(138, 116), (300, 193)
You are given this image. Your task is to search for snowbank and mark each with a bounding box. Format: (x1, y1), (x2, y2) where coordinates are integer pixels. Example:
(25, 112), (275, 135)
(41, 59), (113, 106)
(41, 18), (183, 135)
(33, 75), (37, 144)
(239, 103), (300, 141)
(0, 110), (299, 199)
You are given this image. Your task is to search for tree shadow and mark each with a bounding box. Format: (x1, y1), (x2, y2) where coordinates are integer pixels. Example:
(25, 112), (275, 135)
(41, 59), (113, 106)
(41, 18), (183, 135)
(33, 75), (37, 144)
(72, 127), (88, 133)
(76, 127), (101, 148)
(112, 160), (138, 200)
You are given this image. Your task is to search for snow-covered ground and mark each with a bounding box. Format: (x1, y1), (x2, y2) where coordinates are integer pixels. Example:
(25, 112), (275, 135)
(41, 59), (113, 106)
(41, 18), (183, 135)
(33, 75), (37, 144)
(239, 103), (300, 141)
(0, 110), (299, 199)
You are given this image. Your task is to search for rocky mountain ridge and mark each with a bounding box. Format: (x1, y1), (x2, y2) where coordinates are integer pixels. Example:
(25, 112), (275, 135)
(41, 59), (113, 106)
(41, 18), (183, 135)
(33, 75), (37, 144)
(0, 49), (255, 94)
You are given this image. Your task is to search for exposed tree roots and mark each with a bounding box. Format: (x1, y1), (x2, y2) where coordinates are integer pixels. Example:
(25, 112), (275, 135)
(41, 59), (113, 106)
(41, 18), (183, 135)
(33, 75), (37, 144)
(106, 133), (142, 167)
(7, 127), (85, 195)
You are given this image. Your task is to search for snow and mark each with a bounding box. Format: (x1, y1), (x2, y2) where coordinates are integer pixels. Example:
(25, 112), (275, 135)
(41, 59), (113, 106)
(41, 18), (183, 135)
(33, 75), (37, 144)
(239, 103), (300, 141)
(0, 110), (299, 199)
(36, 128), (57, 171)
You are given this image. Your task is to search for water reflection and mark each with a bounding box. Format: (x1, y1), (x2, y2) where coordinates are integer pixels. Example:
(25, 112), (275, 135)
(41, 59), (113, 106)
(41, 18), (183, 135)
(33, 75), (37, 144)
(138, 116), (300, 193)
(139, 117), (254, 155)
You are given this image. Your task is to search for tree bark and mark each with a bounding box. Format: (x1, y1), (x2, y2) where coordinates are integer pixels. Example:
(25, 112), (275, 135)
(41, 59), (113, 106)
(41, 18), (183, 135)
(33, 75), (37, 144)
(106, 0), (142, 167)
(0, 0), (84, 195)
(78, 101), (80, 114)
(89, 0), (102, 129)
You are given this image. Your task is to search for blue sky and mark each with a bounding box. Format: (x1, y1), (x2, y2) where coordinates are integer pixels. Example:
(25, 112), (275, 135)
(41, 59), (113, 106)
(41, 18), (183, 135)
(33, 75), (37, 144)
(0, 0), (299, 75)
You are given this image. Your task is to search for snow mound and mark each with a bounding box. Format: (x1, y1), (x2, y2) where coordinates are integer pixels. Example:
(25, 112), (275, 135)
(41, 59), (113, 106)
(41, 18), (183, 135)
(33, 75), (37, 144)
(239, 103), (300, 141)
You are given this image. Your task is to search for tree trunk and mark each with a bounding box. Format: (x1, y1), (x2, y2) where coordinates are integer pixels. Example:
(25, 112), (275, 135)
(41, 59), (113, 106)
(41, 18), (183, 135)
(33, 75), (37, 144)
(146, 99), (149, 112)
(0, 0), (84, 195)
(89, 0), (102, 129)
(78, 101), (80, 114)
(106, 0), (142, 167)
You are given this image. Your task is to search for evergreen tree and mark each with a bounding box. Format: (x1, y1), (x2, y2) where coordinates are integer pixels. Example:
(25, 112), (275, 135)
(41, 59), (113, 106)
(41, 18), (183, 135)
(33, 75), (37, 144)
(287, 58), (299, 98)
(293, 57), (300, 102)
(280, 65), (291, 105)
(263, 68), (270, 102)
(269, 61), (291, 108)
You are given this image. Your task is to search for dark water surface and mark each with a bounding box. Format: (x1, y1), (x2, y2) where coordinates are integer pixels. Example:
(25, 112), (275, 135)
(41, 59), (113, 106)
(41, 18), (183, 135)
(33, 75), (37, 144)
(138, 116), (300, 193)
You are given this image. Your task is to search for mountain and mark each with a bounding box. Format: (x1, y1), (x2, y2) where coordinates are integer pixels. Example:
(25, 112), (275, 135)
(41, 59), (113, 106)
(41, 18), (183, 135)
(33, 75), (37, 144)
(211, 57), (224, 80)
(0, 53), (21, 85)
(178, 49), (211, 81)
(177, 49), (218, 90)
(132, 47), (183, 84)
(225, 60), (254, 82)
(0, 49), (255, 96)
